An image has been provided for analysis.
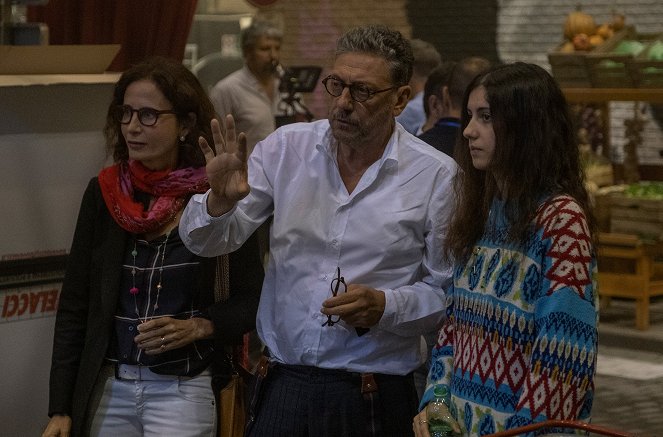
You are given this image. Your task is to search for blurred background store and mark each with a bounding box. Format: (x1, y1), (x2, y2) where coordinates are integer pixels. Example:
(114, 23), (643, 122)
(1, 1), (662, 435)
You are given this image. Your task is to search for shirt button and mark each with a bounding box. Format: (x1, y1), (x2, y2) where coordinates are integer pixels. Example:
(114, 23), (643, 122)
(128, 326), (134, 331)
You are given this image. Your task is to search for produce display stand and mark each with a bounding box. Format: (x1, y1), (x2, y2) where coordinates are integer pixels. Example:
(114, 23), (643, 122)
(560, 88), (663, 331)
(596, 232), (663, 330)
(484, 419), (637, 437)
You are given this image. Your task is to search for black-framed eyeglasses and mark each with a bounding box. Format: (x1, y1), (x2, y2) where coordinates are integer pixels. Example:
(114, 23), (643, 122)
(115, 104), (177, 127)
(322, 76), (397, 102)
(322, 267), (346, 327)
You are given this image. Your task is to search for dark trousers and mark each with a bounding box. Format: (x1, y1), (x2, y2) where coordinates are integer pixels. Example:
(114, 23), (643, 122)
(246, 363), (418, 437)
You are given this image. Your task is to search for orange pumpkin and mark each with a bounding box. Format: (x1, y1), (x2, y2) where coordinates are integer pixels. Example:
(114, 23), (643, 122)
(564, 8), (596, 41)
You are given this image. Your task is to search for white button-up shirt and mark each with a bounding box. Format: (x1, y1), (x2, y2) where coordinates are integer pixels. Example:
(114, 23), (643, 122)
(180, 119), (456, 374)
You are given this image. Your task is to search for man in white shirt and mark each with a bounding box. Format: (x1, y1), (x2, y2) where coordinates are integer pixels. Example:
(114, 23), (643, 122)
(180, 24), (456, 437)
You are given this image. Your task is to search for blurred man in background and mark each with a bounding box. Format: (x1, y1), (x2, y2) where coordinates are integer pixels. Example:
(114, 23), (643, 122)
(395, 38), (441, 135)
(210, 19), (283, 156)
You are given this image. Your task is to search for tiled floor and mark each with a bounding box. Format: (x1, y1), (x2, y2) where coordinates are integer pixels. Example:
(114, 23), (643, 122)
(588, 298), (663, 437)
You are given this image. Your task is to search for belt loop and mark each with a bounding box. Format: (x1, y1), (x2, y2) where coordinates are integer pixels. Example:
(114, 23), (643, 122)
(256, 354), (270, 379)
(361, 373), (378, 394)
(361, 373), (381, 437)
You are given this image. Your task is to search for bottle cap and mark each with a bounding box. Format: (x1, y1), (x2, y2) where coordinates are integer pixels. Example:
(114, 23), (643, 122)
(433, 385), (449, 398)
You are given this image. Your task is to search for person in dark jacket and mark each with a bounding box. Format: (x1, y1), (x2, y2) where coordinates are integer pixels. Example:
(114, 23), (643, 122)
(419, 57), (491, 158)
(42, 57), (263, 437)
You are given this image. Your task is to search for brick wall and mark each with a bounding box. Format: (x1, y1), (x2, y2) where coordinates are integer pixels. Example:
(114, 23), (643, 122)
(252, 0), (412, 118)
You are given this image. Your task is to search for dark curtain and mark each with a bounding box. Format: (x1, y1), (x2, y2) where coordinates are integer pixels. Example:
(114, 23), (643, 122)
(27, 0), (198, 71)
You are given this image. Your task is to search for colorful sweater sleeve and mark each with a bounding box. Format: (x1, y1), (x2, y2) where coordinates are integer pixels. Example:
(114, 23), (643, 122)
(420, 287), (455, 410)
(514, 196), (599, 422)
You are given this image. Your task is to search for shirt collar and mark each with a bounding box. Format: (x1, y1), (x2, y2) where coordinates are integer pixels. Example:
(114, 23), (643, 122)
(315, 121), (400, 172)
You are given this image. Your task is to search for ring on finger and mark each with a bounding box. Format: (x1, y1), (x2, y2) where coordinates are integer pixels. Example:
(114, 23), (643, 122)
(419, 419), (427, 424)
(161, 336), (165, 343)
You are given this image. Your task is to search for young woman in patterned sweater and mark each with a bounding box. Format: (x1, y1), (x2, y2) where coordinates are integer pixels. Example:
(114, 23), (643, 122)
(414, 62), (599, 437)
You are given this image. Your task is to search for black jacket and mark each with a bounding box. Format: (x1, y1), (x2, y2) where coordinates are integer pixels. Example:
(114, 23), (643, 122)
(417, 117), (461, 159)
(47, 177), (263, 436)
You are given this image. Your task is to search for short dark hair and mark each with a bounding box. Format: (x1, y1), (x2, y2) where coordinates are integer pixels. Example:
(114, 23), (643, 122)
(447, 56), (492, 109)
(409, 38), (441, 79)
(335, 24), (413, 87)
(422, 61), (457, 117)
(241, 20), (283, 54)
(104, 56), (216, 168)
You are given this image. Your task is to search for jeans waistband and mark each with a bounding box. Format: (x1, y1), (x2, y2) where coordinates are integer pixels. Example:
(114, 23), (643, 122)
(111, 363), (211, 382)
(117, 364), (182, 381)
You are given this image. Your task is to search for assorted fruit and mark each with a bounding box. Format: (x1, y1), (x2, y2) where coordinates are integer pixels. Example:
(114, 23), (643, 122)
(559, 6), (625, 52)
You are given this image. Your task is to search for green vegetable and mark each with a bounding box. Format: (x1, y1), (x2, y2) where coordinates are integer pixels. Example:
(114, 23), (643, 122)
(647, 41), (663, 60)
(613, 40), (645, 56)
(624, 181), (663, 199)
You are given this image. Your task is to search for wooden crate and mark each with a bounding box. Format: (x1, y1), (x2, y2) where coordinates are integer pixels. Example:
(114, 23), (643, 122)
(548, 44), (592, 88)
(548, 28), (627, 88)
(592, 185), (626, 233)
(586, 27), (660, 88)
(609, 194), (663, 241)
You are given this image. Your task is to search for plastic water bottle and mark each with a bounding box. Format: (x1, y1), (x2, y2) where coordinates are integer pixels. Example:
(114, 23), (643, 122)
(427, 385), (454, 437)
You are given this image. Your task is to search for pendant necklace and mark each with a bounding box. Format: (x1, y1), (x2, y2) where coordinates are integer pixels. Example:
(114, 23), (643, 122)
(129, 230), (171, 323)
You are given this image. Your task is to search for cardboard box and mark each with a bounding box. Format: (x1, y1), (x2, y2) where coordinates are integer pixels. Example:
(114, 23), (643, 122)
(0, 44), (120, 74)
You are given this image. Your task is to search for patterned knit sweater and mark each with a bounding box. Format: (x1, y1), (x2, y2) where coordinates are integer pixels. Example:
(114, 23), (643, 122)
(421, 195), (599, 436)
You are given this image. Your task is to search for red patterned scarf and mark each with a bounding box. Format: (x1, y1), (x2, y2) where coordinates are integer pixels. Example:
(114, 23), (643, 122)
(99, 160), (208, 234)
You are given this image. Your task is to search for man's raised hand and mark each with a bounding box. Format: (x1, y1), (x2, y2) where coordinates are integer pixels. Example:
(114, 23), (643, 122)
(198, 115), (250, 216)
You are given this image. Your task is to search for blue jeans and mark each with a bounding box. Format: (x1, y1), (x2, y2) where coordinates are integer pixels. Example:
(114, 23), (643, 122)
(88, 364), (216, 437)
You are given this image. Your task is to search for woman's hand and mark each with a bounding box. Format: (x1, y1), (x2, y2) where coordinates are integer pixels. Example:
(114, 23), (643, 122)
(413, 408), (431, 437)
(198, 115), (250, 217)
(135, 317), (214, 355)
(42, 414), (72, 437)
(413, 402), (462, 437)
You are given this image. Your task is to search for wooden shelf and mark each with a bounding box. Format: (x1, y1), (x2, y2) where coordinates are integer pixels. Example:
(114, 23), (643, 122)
(563, 87), (663, 103)
(597, 233), (663, 330)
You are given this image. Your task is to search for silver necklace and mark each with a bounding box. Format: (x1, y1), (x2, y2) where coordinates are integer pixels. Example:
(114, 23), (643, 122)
(129, 230), (171, 322)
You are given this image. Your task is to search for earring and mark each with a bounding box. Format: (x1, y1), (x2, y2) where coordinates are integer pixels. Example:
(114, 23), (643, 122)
(179, 135), (186, 142)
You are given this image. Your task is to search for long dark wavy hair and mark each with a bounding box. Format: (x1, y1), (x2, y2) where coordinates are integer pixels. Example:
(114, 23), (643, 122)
(103, 56), (216, 168)
(445, 62), (596, 263)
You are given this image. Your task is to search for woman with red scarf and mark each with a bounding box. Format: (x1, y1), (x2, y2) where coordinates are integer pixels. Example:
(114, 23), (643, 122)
(42, 57), (263, 437)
